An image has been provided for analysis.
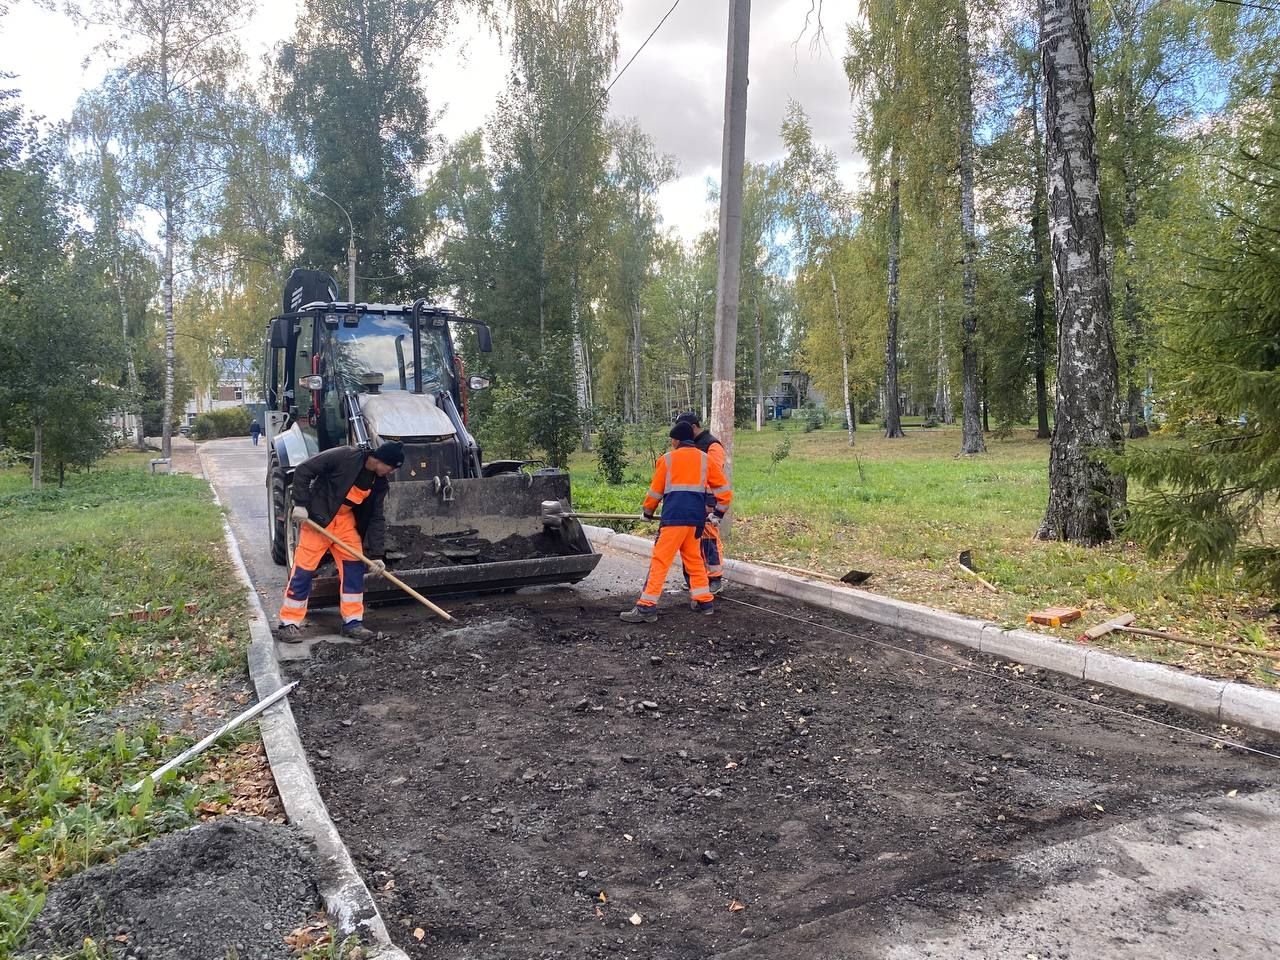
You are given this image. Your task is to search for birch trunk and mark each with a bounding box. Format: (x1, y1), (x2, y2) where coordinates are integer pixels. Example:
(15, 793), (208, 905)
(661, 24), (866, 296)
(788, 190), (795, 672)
(829, 264), (855, 445)
(32, 419), (43, 490)
(957, 0), (985, 454)
(1031, 76), (1052, 440)
(162, 192), (175, 460)
(1036, 0), (1126, 544)
(631, 300), (643, 423)
(747, 300), (757, 432)
(883, 155), (905, 439)
(1121, 99), (1148, 439)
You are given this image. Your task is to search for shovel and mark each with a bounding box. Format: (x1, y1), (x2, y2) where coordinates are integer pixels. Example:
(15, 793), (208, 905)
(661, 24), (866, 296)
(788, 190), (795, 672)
(540, 500), (658, 528)
(303, 518), (454, 622)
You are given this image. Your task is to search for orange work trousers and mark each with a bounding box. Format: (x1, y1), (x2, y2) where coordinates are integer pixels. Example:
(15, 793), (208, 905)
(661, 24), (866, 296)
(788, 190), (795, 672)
(638, 525), (712, 607)
(279, 506), (366, 625)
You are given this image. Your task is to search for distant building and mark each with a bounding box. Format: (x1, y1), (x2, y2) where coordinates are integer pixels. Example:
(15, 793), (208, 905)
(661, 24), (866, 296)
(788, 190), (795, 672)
(184, 358), (255, 426)
(751, 369), (820, 419)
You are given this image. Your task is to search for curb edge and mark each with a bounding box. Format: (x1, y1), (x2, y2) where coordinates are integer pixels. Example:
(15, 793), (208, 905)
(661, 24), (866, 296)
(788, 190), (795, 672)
(204, 457), (409, 960)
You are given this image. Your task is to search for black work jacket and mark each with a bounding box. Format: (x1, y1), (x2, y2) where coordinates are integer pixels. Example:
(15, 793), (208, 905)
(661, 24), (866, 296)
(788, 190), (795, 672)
(292, 446), (390, 556)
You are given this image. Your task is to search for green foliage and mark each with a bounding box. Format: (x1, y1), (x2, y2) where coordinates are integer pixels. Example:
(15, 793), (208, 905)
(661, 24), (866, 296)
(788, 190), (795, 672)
(190, 407), (251, 441)
(595, 415), (626, 485)
(768, 435), (792, 474)
(0, 90), (124, 486)
(0, 463), (249, 954)
(475, 341), (582, 467)
(1122, 93), (1280, 591)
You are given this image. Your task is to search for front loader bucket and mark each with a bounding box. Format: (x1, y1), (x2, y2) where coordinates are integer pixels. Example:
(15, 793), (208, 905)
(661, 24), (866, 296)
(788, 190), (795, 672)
(305, 471), (602, 606)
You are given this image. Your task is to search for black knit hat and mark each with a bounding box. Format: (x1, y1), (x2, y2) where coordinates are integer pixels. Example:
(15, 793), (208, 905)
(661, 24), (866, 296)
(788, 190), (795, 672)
(675, 411), (701, 427)
(669, 421), (696, 443)
(371, 440), (405, 468)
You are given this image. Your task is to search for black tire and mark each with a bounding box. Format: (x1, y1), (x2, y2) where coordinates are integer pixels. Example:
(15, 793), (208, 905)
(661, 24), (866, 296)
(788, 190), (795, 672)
(269, 457), (289, 566)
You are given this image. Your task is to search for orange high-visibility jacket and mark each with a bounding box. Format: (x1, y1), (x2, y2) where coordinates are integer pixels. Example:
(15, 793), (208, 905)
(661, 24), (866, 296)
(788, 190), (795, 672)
(643, 442), (732, 527)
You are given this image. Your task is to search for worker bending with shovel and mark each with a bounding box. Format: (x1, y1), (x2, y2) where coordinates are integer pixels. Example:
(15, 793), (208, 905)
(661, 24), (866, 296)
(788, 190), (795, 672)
(277, 441), (405, 643)
(621, 421), (732, 623)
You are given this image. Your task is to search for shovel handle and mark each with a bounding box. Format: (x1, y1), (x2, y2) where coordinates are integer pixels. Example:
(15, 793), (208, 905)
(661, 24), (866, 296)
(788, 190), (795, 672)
(302, 519), (454, 622)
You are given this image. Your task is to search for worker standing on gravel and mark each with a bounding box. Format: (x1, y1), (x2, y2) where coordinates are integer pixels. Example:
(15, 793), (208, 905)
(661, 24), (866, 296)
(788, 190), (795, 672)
(675, 411), (729, 595)
(621, 421), (732, 623)
(276, 441), (405, 643)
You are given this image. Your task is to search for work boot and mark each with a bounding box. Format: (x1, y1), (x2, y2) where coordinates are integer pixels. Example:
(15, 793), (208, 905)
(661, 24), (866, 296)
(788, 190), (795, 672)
(697, 600), (715, 616)
(709, 578), (724, 596)
(620, 605), (658, 624)
(341, 622), (382, 642)
(276, 623), (304, 643)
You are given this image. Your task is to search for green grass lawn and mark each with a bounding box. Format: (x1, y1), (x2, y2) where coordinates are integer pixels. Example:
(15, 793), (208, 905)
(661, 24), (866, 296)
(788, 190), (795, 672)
(569, 421), (1278, 683)
(0, 457), (257, 955)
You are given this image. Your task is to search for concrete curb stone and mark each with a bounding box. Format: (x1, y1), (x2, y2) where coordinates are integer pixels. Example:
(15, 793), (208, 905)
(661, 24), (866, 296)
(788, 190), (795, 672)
(583, 525), (1280, 735)
(207, 479), (408, 959)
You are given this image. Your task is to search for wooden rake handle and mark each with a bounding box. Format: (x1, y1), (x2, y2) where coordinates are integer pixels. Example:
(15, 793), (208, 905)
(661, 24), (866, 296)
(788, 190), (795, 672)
(303, 518), (454, 622)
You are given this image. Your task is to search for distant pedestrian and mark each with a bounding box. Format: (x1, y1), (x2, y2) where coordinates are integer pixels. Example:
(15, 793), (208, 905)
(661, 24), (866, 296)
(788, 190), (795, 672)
(250, 420), (262, 445)
(620, 421), (732, 623)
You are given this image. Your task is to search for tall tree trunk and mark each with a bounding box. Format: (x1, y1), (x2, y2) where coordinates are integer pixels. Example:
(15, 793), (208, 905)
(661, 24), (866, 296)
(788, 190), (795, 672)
(1121, 96), (1148, 439)
(1036, 0), (1126, 544)
(934, 305), (952, 424)
(162, 192), (175, 460)
(883, 155), (906, 439)
(747, 299), (757, 430)
(829, 264), (855, 445)
(631, 299), (643, 424)
(956, 0), (985, 454)
(572, 270), (591, 451)
(1031, 74), (1052, 440)
(31, 418), (43, 490)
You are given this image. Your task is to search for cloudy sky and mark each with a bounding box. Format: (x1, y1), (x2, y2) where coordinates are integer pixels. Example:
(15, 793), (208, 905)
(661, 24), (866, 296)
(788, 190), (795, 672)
(2, 0), (863, 240)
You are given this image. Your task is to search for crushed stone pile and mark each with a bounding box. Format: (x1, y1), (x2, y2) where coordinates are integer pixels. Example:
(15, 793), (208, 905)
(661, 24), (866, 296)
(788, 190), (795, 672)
(23, 816), (320, 960)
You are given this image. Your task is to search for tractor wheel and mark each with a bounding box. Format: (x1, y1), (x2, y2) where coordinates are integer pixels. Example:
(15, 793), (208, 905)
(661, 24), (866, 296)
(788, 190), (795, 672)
(268, 458), (289, 566)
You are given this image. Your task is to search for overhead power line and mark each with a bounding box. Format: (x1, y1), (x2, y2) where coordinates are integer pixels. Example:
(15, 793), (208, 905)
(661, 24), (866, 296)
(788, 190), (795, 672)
(1212, 0), (1280, 14)
(521, 0), (684, 187)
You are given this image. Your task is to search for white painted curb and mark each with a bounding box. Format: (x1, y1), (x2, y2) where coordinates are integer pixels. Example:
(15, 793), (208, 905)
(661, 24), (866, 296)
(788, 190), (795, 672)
(584, 526), (1280, 736)
(207, 479), (409, 959)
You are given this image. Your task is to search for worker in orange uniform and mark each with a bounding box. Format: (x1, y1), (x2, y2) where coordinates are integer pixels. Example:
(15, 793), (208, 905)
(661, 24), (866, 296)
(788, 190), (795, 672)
(621, 421), (732, 623)
(277, 441), (405, 643)
(674, 411), (728, 594)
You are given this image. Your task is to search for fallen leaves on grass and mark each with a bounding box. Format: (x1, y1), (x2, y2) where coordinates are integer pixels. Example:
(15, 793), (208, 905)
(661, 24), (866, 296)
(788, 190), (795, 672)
(284, 916), (331, 952)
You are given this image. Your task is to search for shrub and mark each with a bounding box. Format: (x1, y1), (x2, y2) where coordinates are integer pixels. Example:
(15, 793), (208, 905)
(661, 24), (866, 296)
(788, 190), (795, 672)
(189, 407), (251, 441)
(768, 435), (792, 474)
(596, 416), (627, 485)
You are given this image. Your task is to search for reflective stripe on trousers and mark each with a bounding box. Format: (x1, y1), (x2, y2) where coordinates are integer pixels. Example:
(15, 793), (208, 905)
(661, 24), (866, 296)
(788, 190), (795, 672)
(636, 525), (711, 608)
(279, 505), (367, 625)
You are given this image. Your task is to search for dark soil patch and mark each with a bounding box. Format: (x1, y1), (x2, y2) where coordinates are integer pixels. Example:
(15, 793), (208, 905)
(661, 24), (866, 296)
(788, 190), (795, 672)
(24, 817), (319, 960)
(286, 591), (1278, 959)
(384, 528), (580, 569)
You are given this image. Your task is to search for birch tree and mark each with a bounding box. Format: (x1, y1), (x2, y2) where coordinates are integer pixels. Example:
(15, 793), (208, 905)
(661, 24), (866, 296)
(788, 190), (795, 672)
(74, 0), (252, 458)
(1036, 0), (1125, 544)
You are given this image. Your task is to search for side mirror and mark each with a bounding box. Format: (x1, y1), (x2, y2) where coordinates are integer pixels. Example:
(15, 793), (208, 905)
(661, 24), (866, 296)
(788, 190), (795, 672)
(476, 324), (493, 353)
(269, 318), (289, 349)
(468, 376), (491, 391)
(301, 375), (323, 391)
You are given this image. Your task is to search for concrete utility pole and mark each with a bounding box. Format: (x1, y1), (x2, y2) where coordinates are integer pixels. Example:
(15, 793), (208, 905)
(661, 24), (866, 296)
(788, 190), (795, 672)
(710, 0), (751, 482)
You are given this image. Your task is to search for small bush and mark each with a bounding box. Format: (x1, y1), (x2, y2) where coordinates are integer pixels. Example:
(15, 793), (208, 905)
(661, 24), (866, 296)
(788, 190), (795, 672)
(596, 416), (627, 485)
(189, 407), (251, 440)
(768, 435), (792, 474)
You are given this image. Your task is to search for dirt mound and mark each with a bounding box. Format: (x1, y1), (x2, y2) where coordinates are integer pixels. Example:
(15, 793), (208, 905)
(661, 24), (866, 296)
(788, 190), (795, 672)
(23, 816), (320, 960)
